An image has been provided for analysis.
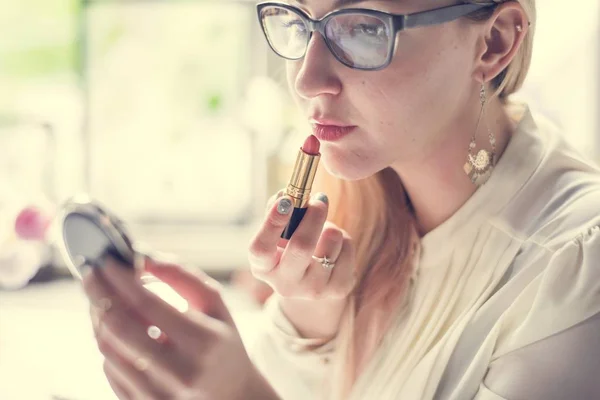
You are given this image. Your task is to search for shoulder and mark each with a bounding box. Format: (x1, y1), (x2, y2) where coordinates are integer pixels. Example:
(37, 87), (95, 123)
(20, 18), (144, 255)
(496, 109), (600, 252)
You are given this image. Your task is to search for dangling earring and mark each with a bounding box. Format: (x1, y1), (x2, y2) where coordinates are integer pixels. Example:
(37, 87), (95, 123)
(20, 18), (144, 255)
(463, 83), (496, 186)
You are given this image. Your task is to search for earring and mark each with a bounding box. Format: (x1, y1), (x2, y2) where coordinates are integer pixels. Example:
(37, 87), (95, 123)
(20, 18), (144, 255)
(516, 25), (523, 33)
(463, 83), (497, 186)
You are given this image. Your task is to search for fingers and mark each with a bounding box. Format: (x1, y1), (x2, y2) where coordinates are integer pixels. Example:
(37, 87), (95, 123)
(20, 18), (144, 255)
(250, 190), (355, 301)
(93, 258), (200, 347)
(83, 268), (192, 386)
(313, 222), (344, 268)
(105, 370), (132, 400)
(101, 343), (170, 400)
(326, 231), (357, 299)
(300, 223), (344, 298)
(145, 260), (231, 324)
(264, 189), (285, 214)
(278, 194), (329, 282)
(277, 222), (353, 300)
(248, 194), (294, 274)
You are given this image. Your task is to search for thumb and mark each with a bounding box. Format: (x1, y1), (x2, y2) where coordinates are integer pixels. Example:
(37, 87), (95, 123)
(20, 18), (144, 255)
(144, 258), (232, 324)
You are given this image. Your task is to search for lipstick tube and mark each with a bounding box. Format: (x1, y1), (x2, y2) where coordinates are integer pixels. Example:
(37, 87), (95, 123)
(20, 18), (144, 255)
(281, 145), (321, 239)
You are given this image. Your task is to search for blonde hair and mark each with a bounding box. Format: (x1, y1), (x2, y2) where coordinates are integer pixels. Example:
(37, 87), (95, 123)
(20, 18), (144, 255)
(314, 168), (418, 398)
(315, 1), (536, 398)
(466, 0), (537, 100)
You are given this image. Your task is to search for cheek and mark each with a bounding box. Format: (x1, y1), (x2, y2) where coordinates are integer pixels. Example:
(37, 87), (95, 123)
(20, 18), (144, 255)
(360, 32), (472, 131)
(319, 125), (394, 181)
(320, 144), (378, 181)
(286, 61), (302, 105)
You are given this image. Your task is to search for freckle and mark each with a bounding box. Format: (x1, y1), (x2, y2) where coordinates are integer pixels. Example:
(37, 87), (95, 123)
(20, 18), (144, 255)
(362, 80), (366, 85)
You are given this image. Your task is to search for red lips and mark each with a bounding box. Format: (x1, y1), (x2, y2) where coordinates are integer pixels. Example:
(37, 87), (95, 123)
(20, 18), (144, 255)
(310, 117), (356, 142)
(312, 124), (356, 142)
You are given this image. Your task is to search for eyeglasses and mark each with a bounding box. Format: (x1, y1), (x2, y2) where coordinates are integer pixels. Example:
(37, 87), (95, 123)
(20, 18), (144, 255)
(257, 2), (497, 71)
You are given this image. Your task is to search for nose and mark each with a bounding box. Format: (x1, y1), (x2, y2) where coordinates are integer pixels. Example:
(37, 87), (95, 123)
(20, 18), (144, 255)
(293, 33), (342, 100)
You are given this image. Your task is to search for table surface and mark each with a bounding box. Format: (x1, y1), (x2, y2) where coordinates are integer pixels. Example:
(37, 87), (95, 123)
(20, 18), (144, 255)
(0, 279), (264, 400)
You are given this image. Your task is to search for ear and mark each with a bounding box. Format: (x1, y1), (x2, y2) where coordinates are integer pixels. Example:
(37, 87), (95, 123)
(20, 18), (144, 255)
(473, 2), (529, 84)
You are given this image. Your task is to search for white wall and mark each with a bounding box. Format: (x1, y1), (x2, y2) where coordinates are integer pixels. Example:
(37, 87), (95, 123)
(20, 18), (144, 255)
(515, 1), (600, 162)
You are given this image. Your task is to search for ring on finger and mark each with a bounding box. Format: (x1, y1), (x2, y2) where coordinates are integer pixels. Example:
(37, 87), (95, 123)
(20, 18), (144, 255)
(147, 325), (163, 341)
(312, 255), (336, 270)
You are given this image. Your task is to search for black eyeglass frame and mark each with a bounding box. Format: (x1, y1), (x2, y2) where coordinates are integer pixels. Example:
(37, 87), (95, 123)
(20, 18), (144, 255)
(256, 1), (498, 71)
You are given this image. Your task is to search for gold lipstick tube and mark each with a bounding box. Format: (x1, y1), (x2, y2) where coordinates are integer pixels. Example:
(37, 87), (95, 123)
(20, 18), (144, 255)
(281, 148), (321, 239)
(287, 148), (321, 208)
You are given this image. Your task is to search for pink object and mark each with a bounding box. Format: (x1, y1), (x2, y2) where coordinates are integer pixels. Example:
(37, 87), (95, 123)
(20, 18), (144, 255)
(302, 135), (321, 155)
(14, 206), (51, 240)
(312, 124), (356, 142)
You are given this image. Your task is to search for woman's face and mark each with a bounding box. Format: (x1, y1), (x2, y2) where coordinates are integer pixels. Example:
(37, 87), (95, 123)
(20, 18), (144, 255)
(286, 0), (483, 180)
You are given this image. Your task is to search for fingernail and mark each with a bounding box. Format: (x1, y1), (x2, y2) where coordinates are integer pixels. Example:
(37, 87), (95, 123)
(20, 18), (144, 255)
(277, 197), (293, 215)
(315, 193), (329, 205)
(79, 260), (93, 277)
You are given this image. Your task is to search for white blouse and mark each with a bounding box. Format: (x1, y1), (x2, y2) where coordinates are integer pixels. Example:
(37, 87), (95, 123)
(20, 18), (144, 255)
(249, 103), (600, 400)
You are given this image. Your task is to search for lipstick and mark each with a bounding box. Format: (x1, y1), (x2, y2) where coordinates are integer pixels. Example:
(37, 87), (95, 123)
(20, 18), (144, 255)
(281, 135), (321, 239)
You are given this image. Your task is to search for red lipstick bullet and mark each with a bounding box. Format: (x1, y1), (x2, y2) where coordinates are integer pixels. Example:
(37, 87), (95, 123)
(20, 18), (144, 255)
(281, 135), (322, 239)
(302, 134), (320, 156)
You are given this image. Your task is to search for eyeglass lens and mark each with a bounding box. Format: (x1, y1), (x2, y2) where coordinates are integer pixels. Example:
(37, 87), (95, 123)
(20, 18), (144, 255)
(260, 5), (393, 69)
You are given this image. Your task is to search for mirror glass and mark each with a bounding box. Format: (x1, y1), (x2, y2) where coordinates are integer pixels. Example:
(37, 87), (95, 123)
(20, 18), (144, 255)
(62, 213), (131, 275)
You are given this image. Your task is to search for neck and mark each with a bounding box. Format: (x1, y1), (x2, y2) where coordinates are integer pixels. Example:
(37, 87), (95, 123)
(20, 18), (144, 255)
(391, 96), (516, 237)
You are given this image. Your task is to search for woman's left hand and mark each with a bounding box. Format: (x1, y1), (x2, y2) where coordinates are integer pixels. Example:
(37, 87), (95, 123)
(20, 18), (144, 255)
(82, 255), (276, 400)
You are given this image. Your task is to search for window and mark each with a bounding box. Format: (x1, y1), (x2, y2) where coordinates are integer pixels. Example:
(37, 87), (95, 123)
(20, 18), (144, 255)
(81, 0), (272, 269)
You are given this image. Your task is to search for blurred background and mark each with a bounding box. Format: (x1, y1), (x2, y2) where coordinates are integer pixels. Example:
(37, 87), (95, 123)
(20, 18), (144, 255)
(0, 0), (598, 399)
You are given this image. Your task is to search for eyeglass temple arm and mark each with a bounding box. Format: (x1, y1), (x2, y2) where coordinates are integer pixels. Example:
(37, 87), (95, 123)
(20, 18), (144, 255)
(401, 3), (496, 30)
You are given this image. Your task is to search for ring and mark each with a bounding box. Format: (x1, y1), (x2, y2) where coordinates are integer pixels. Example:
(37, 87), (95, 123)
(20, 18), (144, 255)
(147, 325), (162, 340)
(312, 256), (336, 270)
(134, 357), (151, 372)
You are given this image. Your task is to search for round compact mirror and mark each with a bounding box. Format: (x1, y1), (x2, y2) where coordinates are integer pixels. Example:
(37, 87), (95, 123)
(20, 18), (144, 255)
(57, 195), (138, 280)
(56, 194), (189, 314)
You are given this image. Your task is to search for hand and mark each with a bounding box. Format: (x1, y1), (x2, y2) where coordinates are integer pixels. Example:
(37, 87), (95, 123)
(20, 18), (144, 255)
(248, 191), (356, 338)
(83, 257), (278, 400)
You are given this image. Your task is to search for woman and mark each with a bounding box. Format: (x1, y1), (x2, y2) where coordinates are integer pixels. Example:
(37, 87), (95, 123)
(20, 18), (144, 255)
(82, 0), (600, 399)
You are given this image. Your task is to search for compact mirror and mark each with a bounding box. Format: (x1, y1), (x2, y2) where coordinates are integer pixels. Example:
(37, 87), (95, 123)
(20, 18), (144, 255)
(58, 195), (138, 280)
(57, 195), (188, 313)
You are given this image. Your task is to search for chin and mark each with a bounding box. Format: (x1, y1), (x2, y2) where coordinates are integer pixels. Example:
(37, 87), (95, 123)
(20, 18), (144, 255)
(320, 150), (381, 182)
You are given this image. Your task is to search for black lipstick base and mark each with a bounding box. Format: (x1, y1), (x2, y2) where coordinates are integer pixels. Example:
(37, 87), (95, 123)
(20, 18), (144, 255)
(281, 207), (307, 240)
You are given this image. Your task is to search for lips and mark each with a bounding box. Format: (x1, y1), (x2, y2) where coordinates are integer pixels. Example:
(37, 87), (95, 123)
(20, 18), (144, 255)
(312, 124), (356, 142)
(310, 117), (356, 142)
